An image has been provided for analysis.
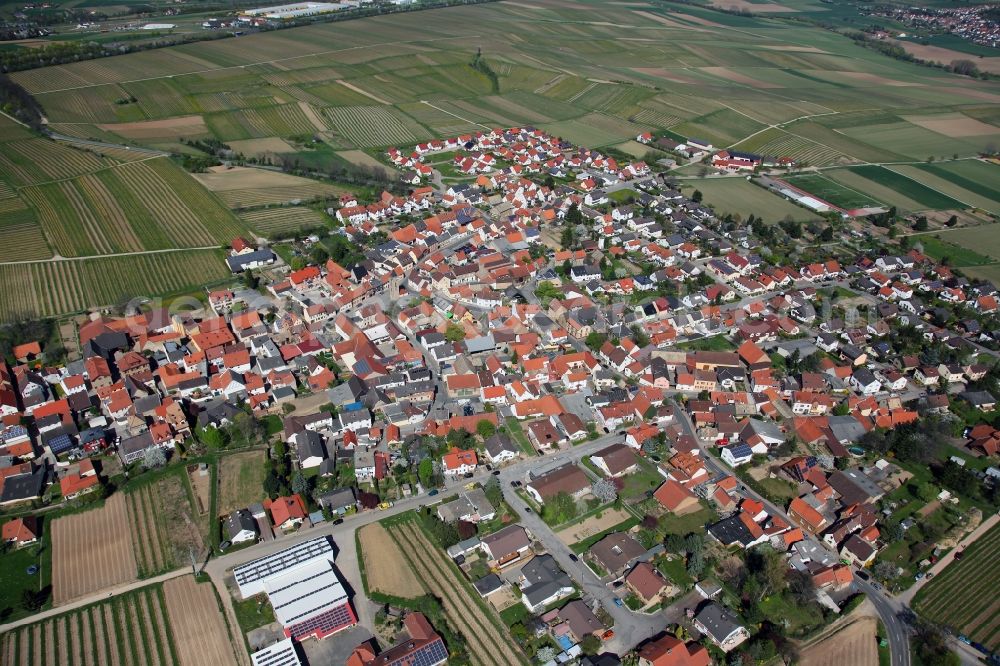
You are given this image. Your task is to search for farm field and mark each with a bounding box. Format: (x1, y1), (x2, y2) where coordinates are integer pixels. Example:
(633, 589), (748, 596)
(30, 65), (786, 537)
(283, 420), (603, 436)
(822, 166), (967, 214)
(192, 166), (345, 209)
(798, 616), (878, 666)
(682, 177), (814, 221)
(162, 576), (246, 666)
(0, 206), (51, 262)
(3, 0), (1000, 177)
(50, 494), (138, 605)
(378, 520), (523, 666)
(0, 584), (178, 666)
(0, 121), (248, 259)
(913, 523), (1000, 651)
(357, 522), (427, 599)
(217, 451), (268, 517)
(835, 165), (967, 211)
(901, 160), (1000, 214)
(782, 173), (882, 211)
(20, 157), (245, 258)
(126, 483), (174, 578)
(911, 225), (1000, 268)
(239, 207), (329, 238)
(0, 250), (230, 323)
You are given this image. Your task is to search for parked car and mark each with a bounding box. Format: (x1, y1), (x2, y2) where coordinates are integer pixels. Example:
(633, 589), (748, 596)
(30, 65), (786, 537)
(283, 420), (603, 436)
(569, 554), (578, 562)
(428, 489), (439, 496)
(492, 470), (501, 476)
(856, 570), (870, 581)
(524, 506), (532, 513)
(613, 597), (623, 607)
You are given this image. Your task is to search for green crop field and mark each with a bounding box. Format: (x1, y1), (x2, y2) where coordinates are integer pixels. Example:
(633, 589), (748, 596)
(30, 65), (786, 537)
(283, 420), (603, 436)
(0, 123), (248, 261)
(902, 161), (1000, 213)
(912, 233), (996, 268)
(782, 173), (882, 210)
(828, 165), (967, 212)
(914, 225), (1000, 265)
(913, 523), (1000, 651)
(0, 250), (230, 322)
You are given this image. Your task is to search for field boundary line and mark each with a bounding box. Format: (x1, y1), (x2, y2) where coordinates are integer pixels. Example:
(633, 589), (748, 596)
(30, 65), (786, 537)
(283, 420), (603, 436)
(13, 153), (165, 191)
(0, 246), (220, 266)
(419, 100), (492, 130)
(881, 165), (976, 209)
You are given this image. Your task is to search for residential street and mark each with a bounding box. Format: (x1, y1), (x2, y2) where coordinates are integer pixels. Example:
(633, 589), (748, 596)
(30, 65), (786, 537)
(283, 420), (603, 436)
(669, 399), (913, 666)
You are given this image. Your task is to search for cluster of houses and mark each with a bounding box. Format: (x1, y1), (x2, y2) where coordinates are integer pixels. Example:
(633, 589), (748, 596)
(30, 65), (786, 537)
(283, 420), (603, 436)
(862, 4), (1000, 50)
(2, 120), (997, 666)
(389, 127), (653, 188)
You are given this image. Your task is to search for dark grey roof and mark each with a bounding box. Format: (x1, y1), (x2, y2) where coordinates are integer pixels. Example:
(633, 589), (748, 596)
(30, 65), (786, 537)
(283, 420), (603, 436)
(695, 602), (743, 643)
(0, 467), (45, 503)
(317, 487), (356, 510)
(226, 249), (275, 272)
(708, 514), (755, 547)
(473, 574), (504, 596)
(224, 509), (258, 539)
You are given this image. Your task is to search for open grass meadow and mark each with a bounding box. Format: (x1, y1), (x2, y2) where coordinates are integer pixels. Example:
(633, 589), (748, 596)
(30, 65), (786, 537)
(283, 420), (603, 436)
(682, 177), (814, 221)
(913, 523), (1000, 651)
(8, 0), (1000, 166)
(911, 225), (1000, 269)
(0, 250), (230, 322)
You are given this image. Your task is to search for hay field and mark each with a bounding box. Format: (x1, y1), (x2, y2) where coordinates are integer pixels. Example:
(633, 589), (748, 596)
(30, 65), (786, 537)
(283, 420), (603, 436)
(357, 522), (427, 599)
(217, 451), (268, 517)
(684, 177), (813, 221)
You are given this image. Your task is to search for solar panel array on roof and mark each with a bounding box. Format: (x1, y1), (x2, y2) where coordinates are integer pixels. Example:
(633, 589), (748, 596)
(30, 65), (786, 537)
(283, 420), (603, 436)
(233, 536), (333, 597)
(250, 638), (302, 666)
(407, 641), (449, 666)
(48, 434), (75, 455)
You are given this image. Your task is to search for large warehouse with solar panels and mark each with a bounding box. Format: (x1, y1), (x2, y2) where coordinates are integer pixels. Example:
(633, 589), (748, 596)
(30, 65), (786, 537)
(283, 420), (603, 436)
(233, 537), (357, 641)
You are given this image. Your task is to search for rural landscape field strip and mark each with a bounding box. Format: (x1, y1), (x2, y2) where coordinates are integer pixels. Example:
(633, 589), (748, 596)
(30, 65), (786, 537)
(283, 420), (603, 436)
(358, 523), (427, 599)
(0, 250), (230, 322)
(391, 521), (519, 666)
(846, 165), (967, 210)
(163, 576), (243, 666)
(50, 495), (138, 605)
(914, 524), (1000, 649)
(239, 206), (328, 236)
